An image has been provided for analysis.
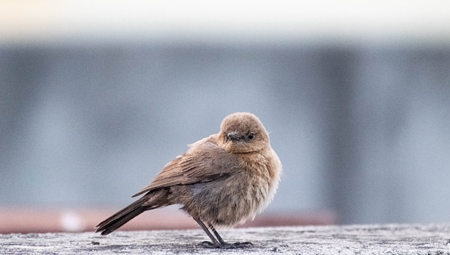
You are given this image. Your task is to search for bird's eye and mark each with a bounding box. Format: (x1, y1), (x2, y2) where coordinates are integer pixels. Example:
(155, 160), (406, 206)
(247, 133), (255, 140)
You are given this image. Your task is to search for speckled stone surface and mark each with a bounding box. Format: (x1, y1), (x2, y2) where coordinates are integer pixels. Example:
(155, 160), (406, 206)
(1, 224), (450, 254)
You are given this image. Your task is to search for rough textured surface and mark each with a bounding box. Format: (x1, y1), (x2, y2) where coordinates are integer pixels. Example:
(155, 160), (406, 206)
(1, 224), (450, 254)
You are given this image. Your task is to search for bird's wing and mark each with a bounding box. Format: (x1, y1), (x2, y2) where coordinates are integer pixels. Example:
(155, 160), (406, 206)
(132, 141), (239, 197)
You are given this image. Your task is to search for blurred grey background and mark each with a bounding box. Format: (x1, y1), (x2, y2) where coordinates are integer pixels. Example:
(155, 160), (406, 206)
(1, 1), (450, 225)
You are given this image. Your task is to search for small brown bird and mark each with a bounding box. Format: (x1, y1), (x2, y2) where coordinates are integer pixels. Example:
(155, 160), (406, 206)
(96, 112), (282, 248)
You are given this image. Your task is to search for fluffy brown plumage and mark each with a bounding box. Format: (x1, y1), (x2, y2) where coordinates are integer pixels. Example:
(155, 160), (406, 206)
(96, 112), (282, 248)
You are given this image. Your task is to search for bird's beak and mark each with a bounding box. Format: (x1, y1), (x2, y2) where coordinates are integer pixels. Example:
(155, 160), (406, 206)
(227, 132), (240, 141)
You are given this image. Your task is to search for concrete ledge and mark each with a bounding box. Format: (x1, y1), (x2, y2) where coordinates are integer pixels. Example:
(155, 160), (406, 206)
(1, 224), (450, 254)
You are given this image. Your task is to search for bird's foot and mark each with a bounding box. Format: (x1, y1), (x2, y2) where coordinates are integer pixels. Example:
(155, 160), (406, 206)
(231, 242), (253, 248)
(199, 241), (253, 249)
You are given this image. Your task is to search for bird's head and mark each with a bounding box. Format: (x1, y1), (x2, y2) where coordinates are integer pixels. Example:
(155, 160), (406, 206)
(218, 112), (270, 154)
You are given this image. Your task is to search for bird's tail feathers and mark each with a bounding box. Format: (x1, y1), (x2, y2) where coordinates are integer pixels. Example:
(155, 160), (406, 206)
(95, 191), (167, 235)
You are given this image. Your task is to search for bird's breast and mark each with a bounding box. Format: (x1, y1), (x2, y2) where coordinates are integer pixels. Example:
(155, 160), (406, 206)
(176, 150), (281, 228)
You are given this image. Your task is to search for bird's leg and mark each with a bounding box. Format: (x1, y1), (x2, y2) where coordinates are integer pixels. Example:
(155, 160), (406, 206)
(208, 224), (253, 248)
(193, 217), (221, 248)
(194, 218), (253, 249)
(209, 224), (225, 245)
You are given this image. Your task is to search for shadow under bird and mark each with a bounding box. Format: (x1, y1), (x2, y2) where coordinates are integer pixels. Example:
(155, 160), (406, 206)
(96, 112), (282, 248)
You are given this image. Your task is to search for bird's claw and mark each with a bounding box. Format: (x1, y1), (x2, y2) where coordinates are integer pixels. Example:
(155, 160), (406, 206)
(232, 242), (253, 248)
(199, 241), (218, 248)
(199, 241), (253, 249)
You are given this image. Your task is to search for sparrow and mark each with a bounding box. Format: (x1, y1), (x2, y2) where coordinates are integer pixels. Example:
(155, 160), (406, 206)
(96, 112), (282, 248)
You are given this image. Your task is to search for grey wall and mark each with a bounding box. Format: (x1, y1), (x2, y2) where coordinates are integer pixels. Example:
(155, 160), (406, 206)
(1, 43), (450, 224)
